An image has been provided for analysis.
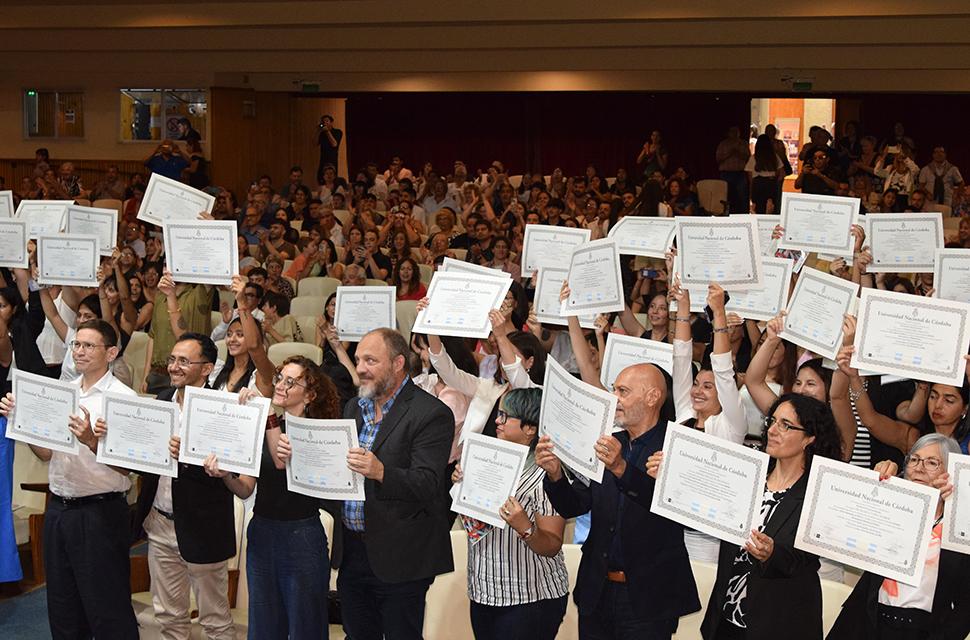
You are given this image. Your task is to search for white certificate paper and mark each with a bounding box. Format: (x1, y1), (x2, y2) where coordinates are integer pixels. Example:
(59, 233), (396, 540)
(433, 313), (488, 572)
(440, 257), (510, 279)
(676, 217), (763, 291)
(37, 234), (100, 287)
(779, 268), (859, 360)
(795, 457), (938, 586)
(539, 358), (617, 483)
(334, 285), (397, 342)
(413, 272), (512, 339)
(563, 239), (624, 316)
(651, 423), (770, 546)
(867, 212), (943, 273)
(943, 453), (970, 554)
(96, 392), (180, 478)
(0, 219), (28, 268)
(851, 288), (970, 387)
(533, 267), (595, 329)
(933, 249), (970, 304)
(179, 386), (271, 476)
(66, 205), (117, 256)
(285, 415), (365, 500)
(777, 193), (860, 257)
(164, 220), (238, 286)
(607, 216), (678, 258)
(0, 190), (14, 218)
(724, 256), (794, 322)
(600, 333), (673, 391)
(138, 173), (216, 226)
(452, 432), (529, 529)
(732, 214), (780, 257)
(15, 200), (71, 238)
(7, 370), (79, 455)
(520, 224), (591, 276)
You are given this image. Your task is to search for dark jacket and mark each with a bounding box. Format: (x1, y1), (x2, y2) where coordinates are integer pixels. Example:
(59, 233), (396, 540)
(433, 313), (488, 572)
(543, 422), (701, 622)
(133, 386), (236, 564)
(10, 290), (48, 374)
(701, 473), (821, 640)
(827, 547), (970, 640)
(326, 378), (455, 584)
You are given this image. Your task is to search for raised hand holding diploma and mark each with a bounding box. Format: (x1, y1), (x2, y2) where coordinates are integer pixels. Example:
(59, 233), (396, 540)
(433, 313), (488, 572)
(163, 219), (238, 286)
(533, 268), (595, 329)
(538, 358), (617, 483)
(15, 200), (71, 238)
(0, 190), (13, 218)
(724, 256), (794, 322)
(520, 224), (591, 276)
(138, 173), (216, 226)
(867, 212), (944, 273)
(562, 238), (624, 316)
(779, 267), (859, 360)
(66, 205), (118, 256)
(37, 234), (100, 287)
(284, 416), (365, 500)
(451, 432), (530, 528)
(607, 216), (677, 258)
(413, 271), (512, 339)
(600, 333), (673, 391)
(777, 192), (859, 257)
(932, 248), (970, 304)
(5, 371), (80, 455)
(676, 216), (763, 291)
(943, 453), (970, 554)
(0, 219), (28, 268)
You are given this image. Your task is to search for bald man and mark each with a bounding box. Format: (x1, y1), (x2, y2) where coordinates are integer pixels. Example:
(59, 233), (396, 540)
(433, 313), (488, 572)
(536, 363), (700, 639)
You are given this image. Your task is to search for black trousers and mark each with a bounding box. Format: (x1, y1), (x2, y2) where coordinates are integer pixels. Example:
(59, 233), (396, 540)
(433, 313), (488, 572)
(470, 595), (567, 640)
(336, 528), (433, 640)
(44, 494), (138, 640)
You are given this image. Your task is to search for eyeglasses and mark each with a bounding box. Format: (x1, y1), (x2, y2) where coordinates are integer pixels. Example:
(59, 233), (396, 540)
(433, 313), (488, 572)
(166, 356), (209, 368)
(905, 454), (943, 472)
(764, 415), (808, 434)
(496, 410), (511, 425)
(273, 373), (306, 390)
(69, 340), (107, 352)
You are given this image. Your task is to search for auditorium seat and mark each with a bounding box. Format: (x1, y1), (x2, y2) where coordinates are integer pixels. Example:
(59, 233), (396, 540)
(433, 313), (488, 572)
(214, 339), (227, 364)
(418, 263), (434, 285)
(294, 316), (319, 344)
(123, 331), (150, 393)
(396, 300), (418, 343)
(365, 278), (389, 287)
(696, 180), (729, 215)
(508, 175), (523, 189)
(332, 209), (352, 226)
(297, 276), (340, 299)
(92, 198), (123, 216)
(267, 342), (323, 366)
(289, 295), (326, 317)
(451, 249), (467, 261)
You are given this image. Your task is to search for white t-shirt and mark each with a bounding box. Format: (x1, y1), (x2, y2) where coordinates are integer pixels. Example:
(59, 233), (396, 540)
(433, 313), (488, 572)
(745, 155), (784, 178)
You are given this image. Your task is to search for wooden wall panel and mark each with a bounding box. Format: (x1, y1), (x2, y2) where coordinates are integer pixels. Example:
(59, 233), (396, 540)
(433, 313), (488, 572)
(209, 86), (257, 200)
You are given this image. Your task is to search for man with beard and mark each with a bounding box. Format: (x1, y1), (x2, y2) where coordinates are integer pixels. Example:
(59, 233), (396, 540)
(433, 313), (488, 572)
(333, 327), (455, 639)
(536, 363), (700, 639)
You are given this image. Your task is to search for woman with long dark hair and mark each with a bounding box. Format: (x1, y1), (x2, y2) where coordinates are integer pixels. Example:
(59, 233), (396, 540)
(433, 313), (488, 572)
(392, 257), (426, 301)
(746, 134), (785, 214)
(210, 276), (274, 397)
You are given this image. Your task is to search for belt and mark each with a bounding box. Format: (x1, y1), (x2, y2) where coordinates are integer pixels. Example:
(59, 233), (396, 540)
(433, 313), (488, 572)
(606, 570), (627, 583)
(154, 506), (175, 521)
(51, 491), (125, 507)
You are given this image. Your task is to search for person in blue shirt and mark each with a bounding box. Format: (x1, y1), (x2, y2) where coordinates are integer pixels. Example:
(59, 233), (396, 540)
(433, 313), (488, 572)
(144, 140), (189, 181)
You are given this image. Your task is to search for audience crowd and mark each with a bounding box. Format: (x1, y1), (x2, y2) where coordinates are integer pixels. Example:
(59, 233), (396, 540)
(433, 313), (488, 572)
(1, 115), (969, 640)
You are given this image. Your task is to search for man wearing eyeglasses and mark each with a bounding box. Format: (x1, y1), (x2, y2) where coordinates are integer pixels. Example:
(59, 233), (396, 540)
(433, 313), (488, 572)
(1, 320), (139, 639)
(130, 333), (240, 640)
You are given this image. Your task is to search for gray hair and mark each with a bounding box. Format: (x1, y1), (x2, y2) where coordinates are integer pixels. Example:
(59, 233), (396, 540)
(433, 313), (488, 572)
(903, 433), (961, 479)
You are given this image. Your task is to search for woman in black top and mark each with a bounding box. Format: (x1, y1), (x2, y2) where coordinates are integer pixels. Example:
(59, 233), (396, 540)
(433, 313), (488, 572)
(206, 355), (339, 640)
(0, 269), (48, 393)
(183, 139), (209, 189)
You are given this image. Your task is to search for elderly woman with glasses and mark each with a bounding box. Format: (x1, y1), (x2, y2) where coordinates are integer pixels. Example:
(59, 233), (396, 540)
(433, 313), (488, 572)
(206, 355), (340, 640)
(450, 388), (569, 640)
(828, 433), (970, 640)
(649, 393), (844, 639)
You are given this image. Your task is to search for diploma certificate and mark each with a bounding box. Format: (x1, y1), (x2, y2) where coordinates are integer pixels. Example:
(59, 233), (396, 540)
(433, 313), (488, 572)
(779, 267), (859, 360)
(607, 216), (678, 258)
(164, 220), (238, 286)
(96, 392), (180, 478)
(943, 453), (970, 554)
(0, 190), (13, 218)
(563, 239), (624, 316)
(138, 173), (216, 226)
(37, 234), (100, 287)
(533, 267), (595, 330)
(600, 333), (674, 391)
(285, 415), (365, 500)
(0, 220), (28, 268)
(724, 256), (794, 322)
(851, 288), (970, 386)
(334, 285), (397, 341)
(66, 205), (117, 256)
(16, 200), (71, 238)
(676, 217), (763, 291)
(777, 193), (859, 256)
(867, 213), (943, 273)
(539, 358), (617, 483)
(440, 257), (510, 279)
(933, 249), (970, 304)
(413, 272), (512, 339)
(795, 457), (938, 586)
(520, 224), (591, 276)
(452, 432), (530, 528)
(7, 370), (79, 455)
(651, 423), (770, 546)
(179, 386), (271, 476)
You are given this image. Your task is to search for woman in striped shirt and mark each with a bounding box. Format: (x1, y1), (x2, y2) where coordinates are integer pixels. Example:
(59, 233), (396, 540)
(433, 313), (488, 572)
(451, 387), (570, 640)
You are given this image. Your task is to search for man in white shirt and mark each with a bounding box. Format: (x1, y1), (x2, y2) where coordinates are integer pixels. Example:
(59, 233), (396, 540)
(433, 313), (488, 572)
(919, 146), (964, 207)
(1, 319), (139, 639)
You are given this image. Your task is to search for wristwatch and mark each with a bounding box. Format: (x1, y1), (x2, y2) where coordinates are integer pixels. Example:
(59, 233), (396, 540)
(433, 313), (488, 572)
(518, 522), (536, 541)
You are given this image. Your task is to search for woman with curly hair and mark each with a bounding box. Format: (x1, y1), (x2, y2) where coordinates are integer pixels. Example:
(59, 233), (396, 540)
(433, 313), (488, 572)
(204, 356), (340, 639)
